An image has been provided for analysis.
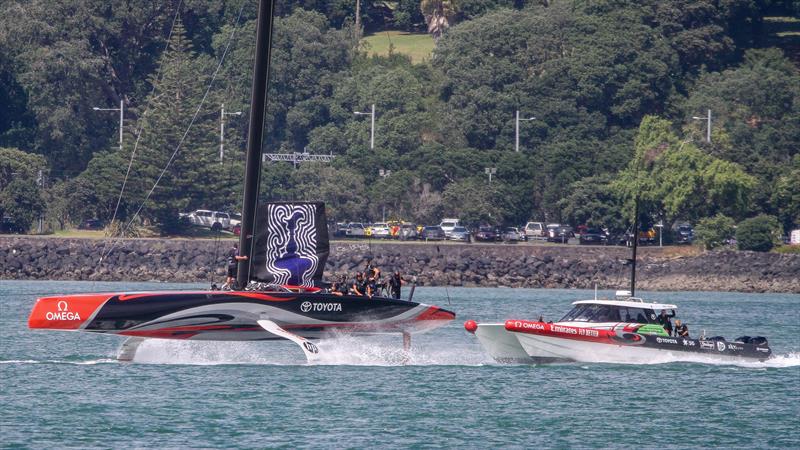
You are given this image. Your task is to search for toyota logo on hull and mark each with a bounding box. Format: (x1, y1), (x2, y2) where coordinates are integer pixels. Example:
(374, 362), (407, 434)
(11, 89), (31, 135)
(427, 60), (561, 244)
(299, 301), (342, 313)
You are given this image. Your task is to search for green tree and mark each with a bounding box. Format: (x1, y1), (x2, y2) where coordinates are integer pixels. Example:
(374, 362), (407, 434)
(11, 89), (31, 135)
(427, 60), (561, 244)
(695, 214), (735, 250)
(682, 49), (800, 219)
(441, 177), (504, 226)
(772, 155), (800, 231)
(0, 147), (47, 191)
(736, 215), (782, 252)
(615, 116), (756, 227)
(421, 0), (459, 40)
(558, 174), (625, 232)
(0, 178), (45, 232)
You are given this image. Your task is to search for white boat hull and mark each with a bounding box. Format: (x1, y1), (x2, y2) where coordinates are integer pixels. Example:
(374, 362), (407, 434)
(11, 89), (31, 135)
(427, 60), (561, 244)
(473, 323), (531, 363)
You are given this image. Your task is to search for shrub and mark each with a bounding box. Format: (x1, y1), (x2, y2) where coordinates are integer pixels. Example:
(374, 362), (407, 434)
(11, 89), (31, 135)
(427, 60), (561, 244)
(736, 215), (783, 252)
(695, 214), (735, 250)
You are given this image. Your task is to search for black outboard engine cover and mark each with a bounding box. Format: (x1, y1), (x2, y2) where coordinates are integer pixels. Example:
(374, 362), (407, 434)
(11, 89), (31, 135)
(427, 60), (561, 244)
(750, 336), (768, 346)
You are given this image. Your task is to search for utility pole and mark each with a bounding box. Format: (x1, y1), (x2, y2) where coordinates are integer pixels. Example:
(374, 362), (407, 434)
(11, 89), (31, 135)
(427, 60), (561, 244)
(355, 0), (361, 38)
(354, 104), (375, 150)
(220, 103), (242, 164)
(485, 167), (496, 184)
(515, 110), (535, 152)
(37, 169), (44, 233)
(93, 99), (124, 151)
(692, 109), (712, 143)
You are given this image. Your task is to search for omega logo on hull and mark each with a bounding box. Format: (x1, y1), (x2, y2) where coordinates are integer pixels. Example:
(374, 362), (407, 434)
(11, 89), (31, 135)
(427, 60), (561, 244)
(45, 300), (81, 321)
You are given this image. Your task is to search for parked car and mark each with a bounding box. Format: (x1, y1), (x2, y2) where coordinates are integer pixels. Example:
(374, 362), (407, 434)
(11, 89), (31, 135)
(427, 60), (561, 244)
(524, 221), (546, 240)
(78, 218), (104, 230)
(183, 210), (231, 231)
(333, 222), (349, 237)
(232, 223), (241, 236)
(579, 227), (607, 245)
(398, 223), (418, 240)
(229, 213), (242, 229)
(370, 222), (392, 239)
(448, 226), (471, 242)
(547, 225), (574, 243)
(420, 225), (446, 241)
(439, 218), (460, 237)
(474, 226), (499, 242)
(346, 222), (366, 237)
(675, 224), (694, 244)
(1, 214), (24, 234)
(502, 227), (525, 242)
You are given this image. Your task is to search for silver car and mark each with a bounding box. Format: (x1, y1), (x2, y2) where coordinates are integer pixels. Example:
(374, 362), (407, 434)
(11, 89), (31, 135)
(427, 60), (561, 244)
(448, 226), (471, 242)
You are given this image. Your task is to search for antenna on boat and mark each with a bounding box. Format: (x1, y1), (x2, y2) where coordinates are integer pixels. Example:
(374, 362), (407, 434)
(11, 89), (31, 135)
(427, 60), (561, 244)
(237, 0), (276, 289)
(629, 196), (639, 297)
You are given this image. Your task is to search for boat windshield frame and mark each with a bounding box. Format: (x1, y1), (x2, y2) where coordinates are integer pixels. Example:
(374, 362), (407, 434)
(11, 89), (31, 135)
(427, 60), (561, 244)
(559, 304), (666, 324)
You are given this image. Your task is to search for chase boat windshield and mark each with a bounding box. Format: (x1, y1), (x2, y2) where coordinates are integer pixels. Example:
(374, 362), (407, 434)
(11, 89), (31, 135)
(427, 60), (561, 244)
(559, 299), (678, 325)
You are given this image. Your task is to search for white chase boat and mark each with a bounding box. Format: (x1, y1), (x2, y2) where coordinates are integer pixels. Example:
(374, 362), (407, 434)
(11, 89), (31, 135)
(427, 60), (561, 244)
(465, 290), (771, 364)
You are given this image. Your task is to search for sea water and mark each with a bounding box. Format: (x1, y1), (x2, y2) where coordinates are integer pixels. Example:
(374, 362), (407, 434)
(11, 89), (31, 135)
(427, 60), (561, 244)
(1, 280), (798, 448)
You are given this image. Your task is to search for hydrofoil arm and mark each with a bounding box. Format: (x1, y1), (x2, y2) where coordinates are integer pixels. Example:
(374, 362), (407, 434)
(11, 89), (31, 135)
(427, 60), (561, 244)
(257, 319), (321, 363)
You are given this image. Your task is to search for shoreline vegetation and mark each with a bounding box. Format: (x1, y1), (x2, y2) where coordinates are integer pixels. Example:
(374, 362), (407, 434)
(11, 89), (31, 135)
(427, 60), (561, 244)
(2, 236), (798, 294)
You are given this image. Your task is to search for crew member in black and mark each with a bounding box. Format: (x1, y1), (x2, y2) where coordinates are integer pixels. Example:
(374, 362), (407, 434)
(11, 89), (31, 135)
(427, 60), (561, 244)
(366, 273), (378, 298)
(674, 319), (689, 338)
(224, 243), (247, 289)
(658, 309), (675, 336)
(388, 271), (404, 299)
(350, 273), (365, 296)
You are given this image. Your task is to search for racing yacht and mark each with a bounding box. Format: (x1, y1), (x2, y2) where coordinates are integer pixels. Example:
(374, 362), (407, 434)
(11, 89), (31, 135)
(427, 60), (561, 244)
(27, 0), (454, 362)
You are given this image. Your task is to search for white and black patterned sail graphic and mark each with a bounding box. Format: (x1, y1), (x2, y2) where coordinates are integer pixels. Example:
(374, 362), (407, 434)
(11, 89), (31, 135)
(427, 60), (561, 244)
(250, 202), (329, 286)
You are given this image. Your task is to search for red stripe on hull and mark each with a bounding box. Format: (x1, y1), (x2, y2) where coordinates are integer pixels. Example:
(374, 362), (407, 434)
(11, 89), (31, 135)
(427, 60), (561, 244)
(504, 320), (624, 344)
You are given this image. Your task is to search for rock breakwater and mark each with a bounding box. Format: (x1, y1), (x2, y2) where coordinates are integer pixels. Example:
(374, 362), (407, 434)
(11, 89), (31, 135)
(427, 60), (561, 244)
(1, 237), (798, 293)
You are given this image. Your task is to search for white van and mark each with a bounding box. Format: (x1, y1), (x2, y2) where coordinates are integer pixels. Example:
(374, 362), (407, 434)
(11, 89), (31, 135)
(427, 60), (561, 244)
(439, 218), (460, 237)
(524, 221), (545, 240)
(184, 210), (231, 231)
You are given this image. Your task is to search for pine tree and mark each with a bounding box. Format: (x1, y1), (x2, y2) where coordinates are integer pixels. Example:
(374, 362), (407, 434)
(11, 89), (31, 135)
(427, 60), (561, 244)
(128, 18), (218, 233)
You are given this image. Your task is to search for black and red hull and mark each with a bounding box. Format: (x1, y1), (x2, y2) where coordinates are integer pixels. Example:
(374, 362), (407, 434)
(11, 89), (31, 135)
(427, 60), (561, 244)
(28, 290), (455, 340)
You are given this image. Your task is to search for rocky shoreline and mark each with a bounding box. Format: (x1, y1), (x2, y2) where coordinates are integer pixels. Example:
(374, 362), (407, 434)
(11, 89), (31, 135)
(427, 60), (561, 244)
(1, 236), (798, 293)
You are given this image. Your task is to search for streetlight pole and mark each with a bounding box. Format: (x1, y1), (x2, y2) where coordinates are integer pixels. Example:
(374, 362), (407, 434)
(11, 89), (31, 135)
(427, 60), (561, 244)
(692, 109), (712, 144)
(515, 110), (535, 152)
(484, 167), (496, 184)
(220, 103), (242, 164)
(93, 99), (124, 151)
(354, 103), (375, 150)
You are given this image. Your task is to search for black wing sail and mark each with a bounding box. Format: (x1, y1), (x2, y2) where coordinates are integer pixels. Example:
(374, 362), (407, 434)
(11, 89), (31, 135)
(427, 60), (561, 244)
(250, 202), (330, 287)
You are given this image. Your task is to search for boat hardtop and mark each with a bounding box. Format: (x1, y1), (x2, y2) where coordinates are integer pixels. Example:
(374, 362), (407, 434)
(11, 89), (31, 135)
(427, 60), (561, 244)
(571, 299), (678, 311)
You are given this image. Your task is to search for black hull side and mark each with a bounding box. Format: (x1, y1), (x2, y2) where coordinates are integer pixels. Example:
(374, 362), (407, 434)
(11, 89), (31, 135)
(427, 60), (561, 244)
(620, 333), (772, 361)
(30, 291), (455, 340)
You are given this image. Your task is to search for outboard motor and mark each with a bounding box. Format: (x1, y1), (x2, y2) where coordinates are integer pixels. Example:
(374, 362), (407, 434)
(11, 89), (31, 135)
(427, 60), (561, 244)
(750, 336), (768, 346)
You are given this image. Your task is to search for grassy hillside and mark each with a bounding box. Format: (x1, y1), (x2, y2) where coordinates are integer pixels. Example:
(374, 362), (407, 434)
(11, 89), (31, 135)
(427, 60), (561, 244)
(362, 31), (434, 64)
(763, 16), (800, 66)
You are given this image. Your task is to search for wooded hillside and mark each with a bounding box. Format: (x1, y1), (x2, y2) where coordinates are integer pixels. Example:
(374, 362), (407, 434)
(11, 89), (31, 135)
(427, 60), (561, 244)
(0, 0), (798, 236)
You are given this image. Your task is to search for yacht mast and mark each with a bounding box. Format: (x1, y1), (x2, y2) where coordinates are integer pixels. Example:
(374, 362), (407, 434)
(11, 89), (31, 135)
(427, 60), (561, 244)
(237, 0), (276, 288)
(630, 197), (639, 296)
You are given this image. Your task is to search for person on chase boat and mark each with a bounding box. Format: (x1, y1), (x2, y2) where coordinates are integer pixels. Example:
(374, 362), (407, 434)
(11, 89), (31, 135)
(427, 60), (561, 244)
(658, 309), (675, 336)
(675, 319), (689, 338)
